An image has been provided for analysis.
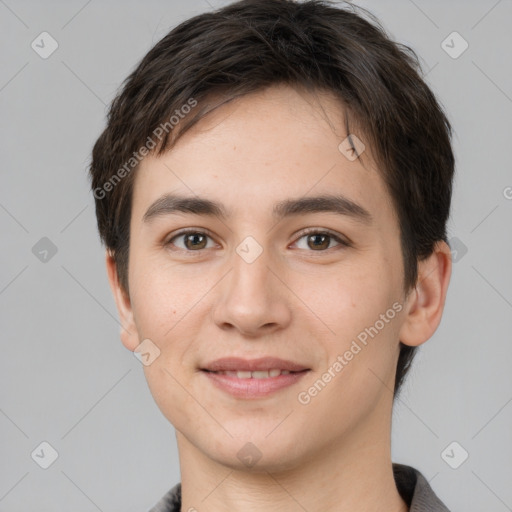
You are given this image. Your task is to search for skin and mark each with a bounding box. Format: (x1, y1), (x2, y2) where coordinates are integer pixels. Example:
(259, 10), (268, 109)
(106, 84), (452, 512)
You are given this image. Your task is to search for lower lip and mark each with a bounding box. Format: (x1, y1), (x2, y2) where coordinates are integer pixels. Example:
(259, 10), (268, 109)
(201, 370), (309, 398)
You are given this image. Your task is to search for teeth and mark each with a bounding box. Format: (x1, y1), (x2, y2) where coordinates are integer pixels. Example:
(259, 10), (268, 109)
(213, 369), (293, 378)
(252, 370), (269, 379)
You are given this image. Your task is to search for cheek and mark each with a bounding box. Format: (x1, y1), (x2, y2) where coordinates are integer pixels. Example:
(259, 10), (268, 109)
(131, 270), (204, 426)
(313, 267), (388, 332)
(316, 266), (402, 377)
(129, 255), (202, 335)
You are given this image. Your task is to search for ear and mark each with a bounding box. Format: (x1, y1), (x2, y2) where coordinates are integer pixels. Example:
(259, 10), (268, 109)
(105, 251), (140, 351)
(398, 240), (452, 347)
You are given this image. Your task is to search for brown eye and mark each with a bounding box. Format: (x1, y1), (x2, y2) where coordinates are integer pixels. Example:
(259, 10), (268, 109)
(307, 233), (331, 250)
(166, 230), (214, 251)
(183, 232), (208, 250)
(294, 230), (348, 252)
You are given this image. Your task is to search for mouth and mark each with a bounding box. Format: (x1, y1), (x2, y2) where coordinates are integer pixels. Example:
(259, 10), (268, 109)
(201, 356), (310, 373)
(202, 368), (307, 379)
(199, 357), (310, 398)
(201, 359), (310, 400)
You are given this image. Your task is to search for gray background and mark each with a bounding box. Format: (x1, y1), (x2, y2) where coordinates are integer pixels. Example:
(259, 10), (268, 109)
(1, 0), (511, 510)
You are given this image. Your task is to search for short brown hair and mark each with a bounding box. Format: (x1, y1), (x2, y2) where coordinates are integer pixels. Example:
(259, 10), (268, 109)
(89, 0), (455, 398)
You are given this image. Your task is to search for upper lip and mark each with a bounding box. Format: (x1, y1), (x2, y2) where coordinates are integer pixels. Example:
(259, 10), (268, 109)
(202, 357), (309, 372)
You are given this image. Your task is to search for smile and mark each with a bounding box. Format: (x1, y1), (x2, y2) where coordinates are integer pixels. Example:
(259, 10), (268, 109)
(201, 369), (309, 398)
(206, 369), (295, 378)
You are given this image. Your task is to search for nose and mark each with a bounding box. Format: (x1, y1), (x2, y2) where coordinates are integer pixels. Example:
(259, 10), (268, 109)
(211, 245), (292, 337)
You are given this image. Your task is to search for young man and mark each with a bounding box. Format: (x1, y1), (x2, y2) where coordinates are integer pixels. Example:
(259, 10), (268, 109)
(89, 0), (454, 510)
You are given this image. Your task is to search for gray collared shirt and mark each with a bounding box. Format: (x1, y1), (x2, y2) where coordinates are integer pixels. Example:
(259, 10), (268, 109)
(149, 463), (450, 511)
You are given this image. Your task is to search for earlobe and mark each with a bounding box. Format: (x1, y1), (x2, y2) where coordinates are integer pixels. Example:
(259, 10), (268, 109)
(398, 241), (452, 347)
(105, 251), (140, 351)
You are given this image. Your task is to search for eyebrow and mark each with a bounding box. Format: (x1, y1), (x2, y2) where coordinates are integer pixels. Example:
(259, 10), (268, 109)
(142, 193), (372, 225)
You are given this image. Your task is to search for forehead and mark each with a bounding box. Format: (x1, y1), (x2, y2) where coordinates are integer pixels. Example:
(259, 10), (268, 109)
(132, 84), (395, 226)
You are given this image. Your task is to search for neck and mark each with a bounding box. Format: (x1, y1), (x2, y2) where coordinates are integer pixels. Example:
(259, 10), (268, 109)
(176, 408), (408, 512)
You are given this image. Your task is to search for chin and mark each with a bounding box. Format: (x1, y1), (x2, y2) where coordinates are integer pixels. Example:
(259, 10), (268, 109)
(205, 432), (311, 474)
(214, 450), (306, 474)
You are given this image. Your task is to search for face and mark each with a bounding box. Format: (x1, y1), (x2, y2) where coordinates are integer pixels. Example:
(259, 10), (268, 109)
(113, 84), (417, 471)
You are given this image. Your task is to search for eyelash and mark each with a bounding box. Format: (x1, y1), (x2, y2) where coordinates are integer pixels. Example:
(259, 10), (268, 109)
(164, 228), (350, 254)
